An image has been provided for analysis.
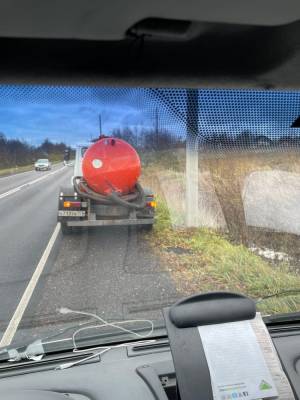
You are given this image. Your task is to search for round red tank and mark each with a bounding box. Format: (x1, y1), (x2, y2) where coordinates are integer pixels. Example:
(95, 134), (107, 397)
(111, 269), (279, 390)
(82, 137), (141, 195)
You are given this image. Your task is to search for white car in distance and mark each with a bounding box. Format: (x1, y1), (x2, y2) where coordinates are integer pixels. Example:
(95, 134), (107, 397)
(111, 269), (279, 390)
(34, 158), (52, 171)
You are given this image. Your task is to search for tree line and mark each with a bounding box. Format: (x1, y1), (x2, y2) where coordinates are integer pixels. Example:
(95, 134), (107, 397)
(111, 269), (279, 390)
(0, 134), (73, 168)
(201, 131), (300, 149)
(2, 127), (296, 169)
(111, 127), (300, 151)
(111, 127), (184, 150)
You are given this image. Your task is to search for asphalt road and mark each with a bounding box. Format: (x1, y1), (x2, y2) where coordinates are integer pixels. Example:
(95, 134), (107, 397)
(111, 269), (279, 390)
(0, 167), (56, 196)
(0, 165), (178, 347)
(0, 165), (71, 337)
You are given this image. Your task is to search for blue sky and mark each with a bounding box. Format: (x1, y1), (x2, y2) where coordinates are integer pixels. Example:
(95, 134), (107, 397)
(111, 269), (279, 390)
(0, 103), (147, 146)
(0, 86), (158, 146)
(0, 86), (299, 146)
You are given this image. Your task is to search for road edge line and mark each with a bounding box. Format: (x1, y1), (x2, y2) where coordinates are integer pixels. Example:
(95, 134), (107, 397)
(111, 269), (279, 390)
(0, 166), (65, 200)
(0, 222), (61, 347)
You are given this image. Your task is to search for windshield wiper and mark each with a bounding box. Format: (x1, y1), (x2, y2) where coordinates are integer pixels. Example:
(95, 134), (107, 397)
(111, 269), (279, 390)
(255, 288), (300, 324)
(256, 288), (300, 304)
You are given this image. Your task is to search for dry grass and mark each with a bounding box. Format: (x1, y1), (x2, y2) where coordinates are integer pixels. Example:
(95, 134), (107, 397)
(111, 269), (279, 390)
(0, 164), (34, 177)
(201, 150), (300, 243)
(146, 200), (300, 315)
(142, 148), (300, 251)
(141, 148), (300, 315)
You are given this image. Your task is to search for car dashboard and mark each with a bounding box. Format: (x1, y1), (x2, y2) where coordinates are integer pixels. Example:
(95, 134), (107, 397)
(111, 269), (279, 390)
(0, 322), (299, 400)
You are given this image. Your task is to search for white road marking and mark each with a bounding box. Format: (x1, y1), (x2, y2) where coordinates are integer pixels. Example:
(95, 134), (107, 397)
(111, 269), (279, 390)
(0, 223), (61, 347)
(0, 166), (65, 200)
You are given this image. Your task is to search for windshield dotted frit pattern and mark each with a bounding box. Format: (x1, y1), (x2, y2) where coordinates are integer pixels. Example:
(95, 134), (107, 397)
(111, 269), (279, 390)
(0, 86), (299, 148)
(0, 86), (299, 352)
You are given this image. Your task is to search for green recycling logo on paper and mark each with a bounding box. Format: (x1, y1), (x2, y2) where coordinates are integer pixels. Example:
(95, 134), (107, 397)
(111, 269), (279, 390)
(259, 380), (273, 390)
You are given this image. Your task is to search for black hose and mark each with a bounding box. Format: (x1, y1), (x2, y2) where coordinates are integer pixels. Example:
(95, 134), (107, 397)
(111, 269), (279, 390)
(73, 177), (139, 204)
(73, 177), (112, 204)
(73, 177), (147, 210)
(107, 182), (147, 210)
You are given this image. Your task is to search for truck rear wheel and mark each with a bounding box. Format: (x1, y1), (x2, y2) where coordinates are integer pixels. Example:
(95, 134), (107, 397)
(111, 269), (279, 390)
(139, 224), (153, 232)
(61, 223), (83, 235)
(61, 222), (72, 235)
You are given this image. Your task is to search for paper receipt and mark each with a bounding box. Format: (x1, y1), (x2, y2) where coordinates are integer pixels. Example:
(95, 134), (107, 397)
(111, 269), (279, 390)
(198, 314), (292, 400)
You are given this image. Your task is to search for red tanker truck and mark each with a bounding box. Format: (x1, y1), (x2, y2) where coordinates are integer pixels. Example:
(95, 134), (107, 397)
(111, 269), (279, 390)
(57, 137), (156, 234)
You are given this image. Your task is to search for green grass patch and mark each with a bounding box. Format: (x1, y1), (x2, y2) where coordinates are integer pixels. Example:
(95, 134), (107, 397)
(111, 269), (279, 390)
(148, 200), (300, 315)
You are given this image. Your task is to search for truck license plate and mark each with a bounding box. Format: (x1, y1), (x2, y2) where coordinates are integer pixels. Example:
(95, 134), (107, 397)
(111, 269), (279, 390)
(58, 210), (86, 217)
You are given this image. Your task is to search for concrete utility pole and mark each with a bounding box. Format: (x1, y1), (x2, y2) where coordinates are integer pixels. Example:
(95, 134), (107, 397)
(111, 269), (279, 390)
(185, 89), (199, 227)
(148, 88), (199, 227)
(155, 107), (159, 149)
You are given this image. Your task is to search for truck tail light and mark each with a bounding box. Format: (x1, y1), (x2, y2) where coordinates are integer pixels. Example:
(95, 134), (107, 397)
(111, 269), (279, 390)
(147, 200), (157, 208)
(63, 201), (82, 208)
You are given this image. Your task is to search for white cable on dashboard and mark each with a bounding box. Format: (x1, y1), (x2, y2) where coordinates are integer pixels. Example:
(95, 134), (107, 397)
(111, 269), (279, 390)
(55, 339), (157, 370)
(58, 307), (154, 350)
(55, 346), (111, 370)
(72, 320), (154, 350)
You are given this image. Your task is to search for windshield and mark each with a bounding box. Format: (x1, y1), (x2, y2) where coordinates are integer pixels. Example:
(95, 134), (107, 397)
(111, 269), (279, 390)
(0, 86), (300, 354)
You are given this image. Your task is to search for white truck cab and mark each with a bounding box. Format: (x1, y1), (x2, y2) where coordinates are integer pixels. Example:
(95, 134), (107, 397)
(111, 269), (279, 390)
(73, 145), (88, 178)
